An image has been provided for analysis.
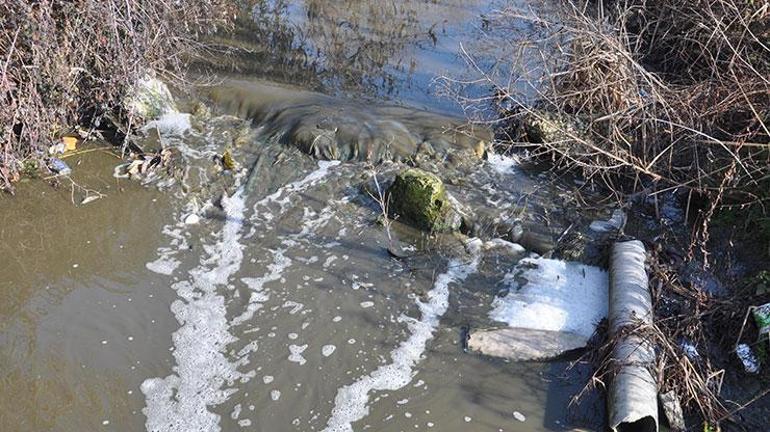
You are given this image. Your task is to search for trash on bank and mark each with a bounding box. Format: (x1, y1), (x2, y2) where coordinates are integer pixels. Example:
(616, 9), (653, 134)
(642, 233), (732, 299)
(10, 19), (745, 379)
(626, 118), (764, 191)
(752, 303), (770, 338)
(62, 136), (78, 151)
(49, 136), (79, 155)
(48, 158), (72, 175)
(81, 195), (101, 205)
(113, 148), (172, 179)
(680, 340), (700, 360)
(608, 240), (658, 432)
(736, 343), (760, 373)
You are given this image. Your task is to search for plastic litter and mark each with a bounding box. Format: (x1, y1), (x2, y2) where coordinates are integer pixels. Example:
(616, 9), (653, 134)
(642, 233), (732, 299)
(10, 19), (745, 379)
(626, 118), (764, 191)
(81, 196), (101, 205)
(62, 136), (78, 151)
(752, 303), (770, 337)
(48, 158), (71, 175)
(736, 343), (760, 374)
(659, 391), (686, 431)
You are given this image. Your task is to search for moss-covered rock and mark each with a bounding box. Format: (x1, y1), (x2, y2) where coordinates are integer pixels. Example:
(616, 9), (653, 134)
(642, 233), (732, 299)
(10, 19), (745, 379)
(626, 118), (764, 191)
(388, 168), (461, 232)
(519, 110), (582, 144)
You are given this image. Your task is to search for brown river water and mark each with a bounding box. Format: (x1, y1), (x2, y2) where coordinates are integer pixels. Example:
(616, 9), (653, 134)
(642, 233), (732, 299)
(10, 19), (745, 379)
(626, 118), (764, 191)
(1, 1), (611, 431)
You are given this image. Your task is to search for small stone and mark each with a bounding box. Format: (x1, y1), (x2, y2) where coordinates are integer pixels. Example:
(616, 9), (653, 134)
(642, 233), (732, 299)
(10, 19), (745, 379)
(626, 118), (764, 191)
(184, 214), (201, 225)
(659, 391), (685, 431)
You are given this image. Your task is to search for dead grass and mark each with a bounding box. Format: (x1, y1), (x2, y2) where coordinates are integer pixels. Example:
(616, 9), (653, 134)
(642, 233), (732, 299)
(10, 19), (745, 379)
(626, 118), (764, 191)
(448, 0), (769, 235)
(444, 0), (770, 428)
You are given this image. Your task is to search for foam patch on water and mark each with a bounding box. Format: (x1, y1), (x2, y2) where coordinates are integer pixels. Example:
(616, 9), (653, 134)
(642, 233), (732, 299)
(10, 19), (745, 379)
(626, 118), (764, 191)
(255, 160), (340, 215)
(322, 345), (337, 357)
(232, 249), (292, 326)
(321, 247), (481, 432)
(146, 209), (193, 276)
(142, 112), (193, 136)
(141, 187), (248, 432)
(146, 256), (181, 275)
(486, 152), (519, 174)
(288, 344), (308, 365)
(489, 257), (608, 340)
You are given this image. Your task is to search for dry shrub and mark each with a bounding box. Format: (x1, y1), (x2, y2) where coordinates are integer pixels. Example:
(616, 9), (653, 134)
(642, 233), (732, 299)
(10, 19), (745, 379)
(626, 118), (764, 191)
(0, 0), (235, 192)
(460, 0), (768, 213)
(448, 1), (769, 427)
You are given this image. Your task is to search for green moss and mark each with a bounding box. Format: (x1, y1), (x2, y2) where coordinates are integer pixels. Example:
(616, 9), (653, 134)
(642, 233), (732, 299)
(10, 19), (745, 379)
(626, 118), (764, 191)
(20, 159), (40, 178)
(520, 110), (583, 144)
(388, 168), (460, 232)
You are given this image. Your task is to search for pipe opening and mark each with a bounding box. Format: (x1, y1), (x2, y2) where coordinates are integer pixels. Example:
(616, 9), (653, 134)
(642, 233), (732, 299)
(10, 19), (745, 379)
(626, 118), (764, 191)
(617, 416), (657, 432)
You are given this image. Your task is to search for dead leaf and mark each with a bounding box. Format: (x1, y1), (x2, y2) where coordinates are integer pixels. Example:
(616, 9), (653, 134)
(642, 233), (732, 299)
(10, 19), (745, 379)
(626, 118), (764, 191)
(222, 149), (236, 170)
(81, 195), (101, 205)
(62, 136), (78, 151)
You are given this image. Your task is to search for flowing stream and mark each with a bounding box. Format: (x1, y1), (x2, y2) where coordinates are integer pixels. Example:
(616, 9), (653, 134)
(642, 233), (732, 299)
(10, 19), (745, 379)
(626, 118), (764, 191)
(1, 1), (611, 431)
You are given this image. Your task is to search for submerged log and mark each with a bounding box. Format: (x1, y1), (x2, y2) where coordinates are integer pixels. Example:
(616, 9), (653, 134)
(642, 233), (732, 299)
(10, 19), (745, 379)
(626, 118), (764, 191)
(608, 240), (658, 432)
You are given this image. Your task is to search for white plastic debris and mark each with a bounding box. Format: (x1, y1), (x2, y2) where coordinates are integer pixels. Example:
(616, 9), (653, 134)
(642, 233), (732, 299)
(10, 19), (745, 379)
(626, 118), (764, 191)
(680, 341), (700, 360)
(736, 344), (760, 374)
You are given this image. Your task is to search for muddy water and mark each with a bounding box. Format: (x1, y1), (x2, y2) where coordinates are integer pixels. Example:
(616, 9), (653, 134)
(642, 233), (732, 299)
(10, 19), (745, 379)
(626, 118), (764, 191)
(1, 1), (609, 432)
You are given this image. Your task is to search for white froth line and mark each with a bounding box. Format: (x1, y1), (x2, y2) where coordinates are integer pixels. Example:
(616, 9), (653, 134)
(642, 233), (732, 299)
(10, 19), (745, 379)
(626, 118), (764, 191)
(146, 203), (195, 276)
(231, 249), (292, 326)
(254, 160), (341, 214)
(141, 186), (249, 432)
(321, 253), (480, 432)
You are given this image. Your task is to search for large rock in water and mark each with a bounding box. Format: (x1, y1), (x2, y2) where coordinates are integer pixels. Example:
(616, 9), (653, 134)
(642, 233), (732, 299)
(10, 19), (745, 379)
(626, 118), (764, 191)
(388, 168), (461, 232)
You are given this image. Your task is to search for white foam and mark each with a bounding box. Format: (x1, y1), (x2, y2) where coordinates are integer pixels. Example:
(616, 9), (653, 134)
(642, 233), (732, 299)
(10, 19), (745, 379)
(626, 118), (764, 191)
(255, 161), (340, 214)
(232, 249), (292, 326)
(322, 345), (337, 357)
(141, 187), (248, 432)
(321, 249), (480, 432)
(142, 112), (192, 136)
(489, 257), (608, 341)
(486, 152), (519, 174)
(270, 390), (282, 401)
(146, 257), (181, 275)
(282, 301), (304, 315)
(288, 344), (308, 365)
